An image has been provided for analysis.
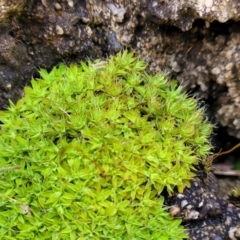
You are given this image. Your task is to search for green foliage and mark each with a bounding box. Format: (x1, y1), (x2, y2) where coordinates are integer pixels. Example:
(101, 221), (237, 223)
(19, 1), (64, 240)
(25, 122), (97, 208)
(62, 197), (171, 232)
(234, 160), (240, 170)
(0, 51), (212, 239)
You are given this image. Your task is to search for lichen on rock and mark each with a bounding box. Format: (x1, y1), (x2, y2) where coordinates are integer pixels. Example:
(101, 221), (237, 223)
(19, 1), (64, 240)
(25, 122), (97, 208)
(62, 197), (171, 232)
(0, 51), (212, 239)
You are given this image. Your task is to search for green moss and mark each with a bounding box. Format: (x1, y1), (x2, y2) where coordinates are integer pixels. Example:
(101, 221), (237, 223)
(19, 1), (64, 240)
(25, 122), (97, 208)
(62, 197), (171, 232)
(0, 51), (212, 239)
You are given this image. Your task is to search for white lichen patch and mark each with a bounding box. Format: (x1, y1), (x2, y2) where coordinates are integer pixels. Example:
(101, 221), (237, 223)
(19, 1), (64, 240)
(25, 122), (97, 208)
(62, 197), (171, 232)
(107, 3), (126, 22)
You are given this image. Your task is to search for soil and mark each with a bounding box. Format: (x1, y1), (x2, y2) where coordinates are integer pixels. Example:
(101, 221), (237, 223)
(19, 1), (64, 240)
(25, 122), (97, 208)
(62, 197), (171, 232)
(166, 169), (240, 240)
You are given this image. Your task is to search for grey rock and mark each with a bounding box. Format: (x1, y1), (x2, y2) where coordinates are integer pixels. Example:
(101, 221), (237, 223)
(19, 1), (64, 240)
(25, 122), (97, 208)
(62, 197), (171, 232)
(0, 1), (239, 139)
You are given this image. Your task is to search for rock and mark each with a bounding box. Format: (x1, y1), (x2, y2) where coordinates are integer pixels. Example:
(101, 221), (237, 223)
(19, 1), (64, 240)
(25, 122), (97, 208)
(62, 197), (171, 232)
(166, 171), (240, 239)
(0, 1), (239, 139)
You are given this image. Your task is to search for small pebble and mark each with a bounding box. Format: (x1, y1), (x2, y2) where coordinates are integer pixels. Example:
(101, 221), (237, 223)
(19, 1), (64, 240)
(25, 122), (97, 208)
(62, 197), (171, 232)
(205, 0), (213, 8)
(177, 194), (184, 199)
(211, 67), (221, 75)
(181, 199), (188, 208)
(171, 61), (181, 72)
(6, 84), (11, 90)
(225, 62), (234, 71)
(54, 3), (62, 10)
(198, 200), (204, 208)
(169, 205), (180, 217)
(188, 210), (199, 219)
(68, 0), (74, 8)
(56, 25), (64, 35)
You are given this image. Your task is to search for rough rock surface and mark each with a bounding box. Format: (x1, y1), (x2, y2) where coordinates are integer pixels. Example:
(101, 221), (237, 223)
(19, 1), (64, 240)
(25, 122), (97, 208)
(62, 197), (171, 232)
(0, 0), (240, 239)
(0, 0), (240, 138)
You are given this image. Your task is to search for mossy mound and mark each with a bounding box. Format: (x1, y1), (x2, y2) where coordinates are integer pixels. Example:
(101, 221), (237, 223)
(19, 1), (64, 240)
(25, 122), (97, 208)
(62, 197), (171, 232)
(0, 51), (212, 239)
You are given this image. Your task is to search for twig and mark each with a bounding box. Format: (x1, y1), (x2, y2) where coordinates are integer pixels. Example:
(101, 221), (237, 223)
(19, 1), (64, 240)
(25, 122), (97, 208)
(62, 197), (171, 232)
(209, 143), (240, 164)
(0, 166), (21, 172)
